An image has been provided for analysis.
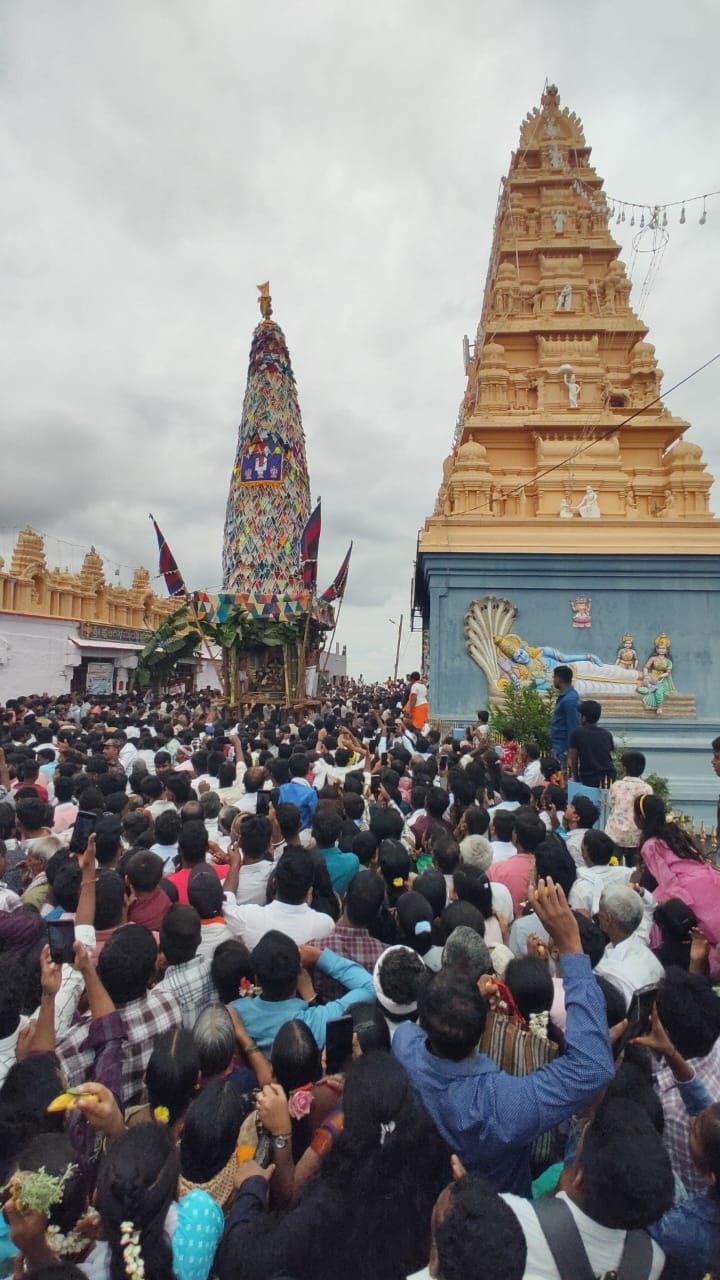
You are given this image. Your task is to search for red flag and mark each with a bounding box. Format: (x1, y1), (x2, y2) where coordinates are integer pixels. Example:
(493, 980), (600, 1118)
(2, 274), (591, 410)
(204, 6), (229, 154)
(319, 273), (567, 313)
(300, 500), (321, 591)
(320, 542), (352, 602)
(150, 514), (186, 597)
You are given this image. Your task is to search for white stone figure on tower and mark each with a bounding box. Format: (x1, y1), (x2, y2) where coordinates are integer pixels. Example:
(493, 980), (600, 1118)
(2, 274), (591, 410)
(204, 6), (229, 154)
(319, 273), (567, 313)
(551, 210), (567, 233)
(564, 371), (581, 408)
(577, 486), (601, 519)
(557, 283), (572, 310)
(559, 498), (574, 519)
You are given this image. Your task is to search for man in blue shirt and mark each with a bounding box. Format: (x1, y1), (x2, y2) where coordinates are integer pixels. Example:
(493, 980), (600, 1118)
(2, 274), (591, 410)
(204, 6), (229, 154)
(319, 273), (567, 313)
(551, 664), (580, 758)
(231, 931), (373, 1051)
(392, 878), (615, 1195)
(278, 753), (318, 830)
(311, 807), (359, 896)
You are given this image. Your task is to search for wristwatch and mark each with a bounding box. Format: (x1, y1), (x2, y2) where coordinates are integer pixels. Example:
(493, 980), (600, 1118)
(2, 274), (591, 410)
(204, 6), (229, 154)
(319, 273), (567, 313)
(271, 1133), (291, 1150)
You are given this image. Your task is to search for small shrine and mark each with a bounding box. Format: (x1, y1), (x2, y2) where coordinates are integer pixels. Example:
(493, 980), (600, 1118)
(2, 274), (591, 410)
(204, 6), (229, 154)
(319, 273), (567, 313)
(415, 87), (720, 816)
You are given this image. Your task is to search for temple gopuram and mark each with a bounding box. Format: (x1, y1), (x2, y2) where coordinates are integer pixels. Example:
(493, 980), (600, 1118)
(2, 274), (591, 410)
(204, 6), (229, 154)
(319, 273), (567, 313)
(415, 86), (720, 820)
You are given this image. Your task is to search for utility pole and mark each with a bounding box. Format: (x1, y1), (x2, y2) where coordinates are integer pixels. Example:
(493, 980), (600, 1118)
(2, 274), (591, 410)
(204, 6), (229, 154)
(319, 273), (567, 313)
(389, 613), (403, 682)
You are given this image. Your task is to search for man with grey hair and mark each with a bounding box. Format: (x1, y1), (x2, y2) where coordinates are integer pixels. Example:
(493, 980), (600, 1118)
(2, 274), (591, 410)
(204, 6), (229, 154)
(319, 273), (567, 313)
(192, 1004), (241, 1082)
(442, 926), (492, 983)
(594, 883), (664, 1008)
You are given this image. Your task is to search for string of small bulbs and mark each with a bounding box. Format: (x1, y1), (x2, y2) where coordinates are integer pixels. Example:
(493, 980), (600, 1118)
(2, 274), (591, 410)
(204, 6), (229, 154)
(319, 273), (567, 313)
(568, 174), (718, 228)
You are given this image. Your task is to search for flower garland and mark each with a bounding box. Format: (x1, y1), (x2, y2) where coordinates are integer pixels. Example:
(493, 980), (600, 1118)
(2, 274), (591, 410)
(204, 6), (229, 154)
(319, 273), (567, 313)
(120, 1221), (145, 1280)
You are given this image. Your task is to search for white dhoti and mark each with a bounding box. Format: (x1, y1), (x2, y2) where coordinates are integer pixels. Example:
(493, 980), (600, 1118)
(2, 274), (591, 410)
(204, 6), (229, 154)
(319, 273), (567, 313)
(569, 661), (640, 696)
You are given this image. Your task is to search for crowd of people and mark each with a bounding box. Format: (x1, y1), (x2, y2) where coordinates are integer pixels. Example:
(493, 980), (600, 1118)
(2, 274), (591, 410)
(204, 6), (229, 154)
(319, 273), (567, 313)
(0, 676), (719, 1279)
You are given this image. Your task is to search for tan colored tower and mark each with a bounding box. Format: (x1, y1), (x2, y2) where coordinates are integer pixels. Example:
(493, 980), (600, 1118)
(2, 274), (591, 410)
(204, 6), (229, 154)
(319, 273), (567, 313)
(420, 85), (716, 556)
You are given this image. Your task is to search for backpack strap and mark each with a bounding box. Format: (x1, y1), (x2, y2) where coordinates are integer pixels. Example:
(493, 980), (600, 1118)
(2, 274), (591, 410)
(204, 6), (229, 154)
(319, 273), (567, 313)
(533, 1198), (655, 1280)
(532, 1197), (596, 1280)
(617, 1227), (654, 1280)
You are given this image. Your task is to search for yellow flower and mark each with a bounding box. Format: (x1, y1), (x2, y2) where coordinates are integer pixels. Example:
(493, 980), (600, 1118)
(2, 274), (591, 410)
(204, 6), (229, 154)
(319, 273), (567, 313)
(393, 877), (404, 887)
(153, 1106), (170, 1125)
(608, 856), (619, 866)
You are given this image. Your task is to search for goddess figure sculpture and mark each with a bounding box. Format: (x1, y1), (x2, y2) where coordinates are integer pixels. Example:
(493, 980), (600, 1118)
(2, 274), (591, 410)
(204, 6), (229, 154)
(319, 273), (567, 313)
(616, 634), (639, 671)
(637, 633), (675, 714)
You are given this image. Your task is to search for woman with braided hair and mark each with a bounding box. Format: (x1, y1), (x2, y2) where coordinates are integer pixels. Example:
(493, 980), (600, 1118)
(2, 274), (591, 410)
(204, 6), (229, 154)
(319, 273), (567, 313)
(86, 1124), (222, 1280)
(635, 792), (720, 980)
(215, 1052), (450, 1280)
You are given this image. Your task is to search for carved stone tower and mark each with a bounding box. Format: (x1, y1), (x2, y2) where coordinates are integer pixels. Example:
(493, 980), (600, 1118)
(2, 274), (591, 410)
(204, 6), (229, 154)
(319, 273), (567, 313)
(421, 84), (714, 551)
(415, 87), (720, 822)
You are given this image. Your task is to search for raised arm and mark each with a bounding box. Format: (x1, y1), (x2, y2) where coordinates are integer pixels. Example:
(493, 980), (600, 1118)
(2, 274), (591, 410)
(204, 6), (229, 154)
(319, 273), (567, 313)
(482, 880), (614, 1145)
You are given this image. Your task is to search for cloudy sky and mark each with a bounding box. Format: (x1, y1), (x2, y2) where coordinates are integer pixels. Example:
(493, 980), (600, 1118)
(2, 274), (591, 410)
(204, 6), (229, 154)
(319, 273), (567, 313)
(2, 1), (719, 680)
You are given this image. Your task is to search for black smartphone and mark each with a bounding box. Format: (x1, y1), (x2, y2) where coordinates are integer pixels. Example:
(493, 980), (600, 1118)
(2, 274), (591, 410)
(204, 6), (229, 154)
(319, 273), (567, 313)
(255, 792), (271, 817)
(439, 755), (448, 770)
(269, 787), (281, 809)
(47, 920), (76, 965)
(325, 1014), (354, 1074)
(381, 752), (389, 767)
(613, 984), (658, 1058)
(68, 809), (97, 855)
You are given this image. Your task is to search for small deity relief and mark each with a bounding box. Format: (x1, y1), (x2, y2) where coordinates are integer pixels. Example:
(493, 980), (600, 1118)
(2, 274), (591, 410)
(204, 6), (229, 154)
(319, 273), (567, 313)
(559, 498), (574, 519)
(517, 486), (529, 517)
(638, 633), (675, 715)
(625, 485), (640, 520)
(491, 485), (509, 517)
(551, 209), (567, 233)
(616, 634), (639, 671)
(549, 144), (564, 169)
(655, 490), (675, 518)
(570, 595), (592, 628)
(545, 118), (561, 139)
(526, 209), (539, 237)
(577, 485), (600, 519)
(563, 370), (581, 409)
(556, 283), (573, 311)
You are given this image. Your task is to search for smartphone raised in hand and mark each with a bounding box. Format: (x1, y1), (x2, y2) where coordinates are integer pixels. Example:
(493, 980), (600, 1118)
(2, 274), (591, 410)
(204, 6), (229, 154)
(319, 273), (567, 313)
(47, 920), (76, 966)
(613, 984), (659, 1058)
(68, 810), (97, 855)
(325, 1014), (354, 1074)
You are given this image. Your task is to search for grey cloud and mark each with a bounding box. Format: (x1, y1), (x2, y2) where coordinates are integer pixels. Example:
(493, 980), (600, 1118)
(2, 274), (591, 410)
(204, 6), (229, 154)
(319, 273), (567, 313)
(2, 0), (719, 678)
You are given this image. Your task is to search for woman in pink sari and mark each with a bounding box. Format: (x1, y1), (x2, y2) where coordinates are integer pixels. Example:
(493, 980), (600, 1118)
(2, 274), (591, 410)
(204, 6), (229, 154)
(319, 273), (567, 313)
(635, 794), (720, 979)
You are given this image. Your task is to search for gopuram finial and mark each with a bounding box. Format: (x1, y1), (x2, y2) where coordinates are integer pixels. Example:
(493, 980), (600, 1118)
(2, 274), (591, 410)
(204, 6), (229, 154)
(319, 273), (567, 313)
(257, 281), (273, 320)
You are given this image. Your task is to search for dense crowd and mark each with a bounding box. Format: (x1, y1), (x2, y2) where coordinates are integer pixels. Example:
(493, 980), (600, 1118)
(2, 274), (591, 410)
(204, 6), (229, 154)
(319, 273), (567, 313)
(0, 676), (720, 1279)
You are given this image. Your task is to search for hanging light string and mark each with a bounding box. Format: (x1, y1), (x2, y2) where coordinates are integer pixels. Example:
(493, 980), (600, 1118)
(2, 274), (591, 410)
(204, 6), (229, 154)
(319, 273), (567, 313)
(606, 189), (718, 226)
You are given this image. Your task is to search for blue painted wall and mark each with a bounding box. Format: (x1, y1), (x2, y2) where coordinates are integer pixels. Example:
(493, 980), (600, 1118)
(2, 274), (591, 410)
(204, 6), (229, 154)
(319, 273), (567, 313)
(419, 551), (720, 823)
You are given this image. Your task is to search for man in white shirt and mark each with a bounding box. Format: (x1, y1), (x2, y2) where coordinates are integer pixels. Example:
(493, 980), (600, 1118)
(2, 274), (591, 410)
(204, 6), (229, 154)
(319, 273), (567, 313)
(594, 883), (664, 1008)
(235, 766), (268, 814)
(489, 809), (517, 864)
(502, 1096), (671, 1279)
(516, 742), (543, 789)
(223, 815), (274, 906)
(222, 846), (334, 950)
(569, 829), (632, 917)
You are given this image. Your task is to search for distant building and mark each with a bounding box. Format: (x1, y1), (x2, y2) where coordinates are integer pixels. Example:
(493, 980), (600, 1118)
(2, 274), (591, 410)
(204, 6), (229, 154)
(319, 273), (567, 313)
(0, 527), (215, 698)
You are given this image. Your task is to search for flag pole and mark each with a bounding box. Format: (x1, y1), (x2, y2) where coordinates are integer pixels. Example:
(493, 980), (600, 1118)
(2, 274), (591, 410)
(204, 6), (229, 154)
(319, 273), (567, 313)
(296, 590), (314, 703)
(148, 514), (224, 698)
(319, 590), (346, 678)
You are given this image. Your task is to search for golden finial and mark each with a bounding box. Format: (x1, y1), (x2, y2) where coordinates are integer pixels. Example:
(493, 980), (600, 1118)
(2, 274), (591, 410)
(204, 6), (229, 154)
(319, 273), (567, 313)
(257, 281), (273, 321)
